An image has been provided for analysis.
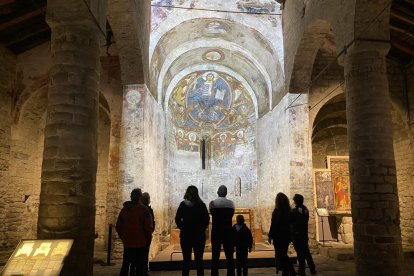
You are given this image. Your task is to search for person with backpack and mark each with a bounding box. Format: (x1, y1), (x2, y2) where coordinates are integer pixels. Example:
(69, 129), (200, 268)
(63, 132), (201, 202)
(291, 194), (316, 275)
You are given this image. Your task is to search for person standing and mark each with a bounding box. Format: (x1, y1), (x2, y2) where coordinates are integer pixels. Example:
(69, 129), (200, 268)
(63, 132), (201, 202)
(292, 194), (316, 275)
(268, 193), (295, 276)
(116, 188), (153, 276)
(233, 215), (253, 276)
(142, 192), (155, 276)
(209, 185), (235, 276)
(175, 186), (210, 276)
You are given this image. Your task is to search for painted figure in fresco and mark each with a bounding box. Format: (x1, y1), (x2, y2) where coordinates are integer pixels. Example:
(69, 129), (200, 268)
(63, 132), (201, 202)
(209, 185), (235, 276)
(175, 186), (210, 276)
(291, 194), (316, 276)
(187, 72), (232, 126)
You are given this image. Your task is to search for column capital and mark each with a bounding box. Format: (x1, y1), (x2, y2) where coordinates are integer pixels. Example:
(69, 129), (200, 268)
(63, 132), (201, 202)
(346, 38), (390, 56)
(46, 0), (101, 30)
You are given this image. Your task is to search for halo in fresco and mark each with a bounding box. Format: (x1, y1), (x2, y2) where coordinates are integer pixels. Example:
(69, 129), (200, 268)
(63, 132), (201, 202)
(203, 50), (224, 61)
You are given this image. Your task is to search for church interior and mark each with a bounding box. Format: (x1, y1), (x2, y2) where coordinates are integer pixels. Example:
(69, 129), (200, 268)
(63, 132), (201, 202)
(0, 0), (414, 275)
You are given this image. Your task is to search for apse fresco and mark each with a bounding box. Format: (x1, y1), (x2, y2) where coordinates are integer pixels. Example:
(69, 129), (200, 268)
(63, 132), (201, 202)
(169, 71), (255, 131)
(169, 70), (256, 166)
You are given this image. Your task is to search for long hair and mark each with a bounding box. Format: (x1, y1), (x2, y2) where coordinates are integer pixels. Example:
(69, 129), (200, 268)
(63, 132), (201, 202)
(275, 192), (291, 215)
(184, 185), (203, 204)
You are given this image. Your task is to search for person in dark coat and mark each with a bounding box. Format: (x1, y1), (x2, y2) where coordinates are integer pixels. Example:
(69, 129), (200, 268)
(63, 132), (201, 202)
(233, 215), (253, 276)
(292, 194), (316, 275)
(142, 192), (155, 276)
(268, 192), (295, 276)
(116, 188), (153, 276)
(209, 185), (235, 276)
(175, 185), (210, 276)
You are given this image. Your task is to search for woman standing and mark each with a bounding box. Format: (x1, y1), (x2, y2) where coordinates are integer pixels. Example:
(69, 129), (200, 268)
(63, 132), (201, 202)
(268, 192), (296, 276)
(175, 186), (210, 276)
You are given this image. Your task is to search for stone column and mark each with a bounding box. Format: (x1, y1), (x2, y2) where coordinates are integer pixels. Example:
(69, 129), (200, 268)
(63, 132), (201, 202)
(113, 84), (146, 257)
(345, 41), (402, 275)
(37, 3), (101, 275)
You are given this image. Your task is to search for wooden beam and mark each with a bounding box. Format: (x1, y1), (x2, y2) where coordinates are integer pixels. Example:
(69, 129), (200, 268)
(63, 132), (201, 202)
(5, 24), (49, 46)
(390, 25), (414, 39)
(0, 9), (43, 31)
(0, 0), (15, 6)
(391, 41), (414, 57)
(390, 9), (414, 26)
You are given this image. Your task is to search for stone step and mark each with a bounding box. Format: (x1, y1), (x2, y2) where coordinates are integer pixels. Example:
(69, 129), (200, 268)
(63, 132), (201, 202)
(318, 245), (354, 261)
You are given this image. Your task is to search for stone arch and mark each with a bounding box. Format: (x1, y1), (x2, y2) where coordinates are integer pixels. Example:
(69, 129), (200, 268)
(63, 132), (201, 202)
(107, 0), (150, 86)
(311, 93), (348, 168)
(287, 19), (334, 93)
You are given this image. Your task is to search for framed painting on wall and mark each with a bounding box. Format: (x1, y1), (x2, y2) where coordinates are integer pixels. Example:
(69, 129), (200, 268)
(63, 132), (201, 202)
(313, 170), (334, 210)
(329, 156), (351, 211)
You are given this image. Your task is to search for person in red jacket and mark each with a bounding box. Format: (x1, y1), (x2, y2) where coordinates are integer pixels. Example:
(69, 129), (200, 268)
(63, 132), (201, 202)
(116, 188), (153, 276)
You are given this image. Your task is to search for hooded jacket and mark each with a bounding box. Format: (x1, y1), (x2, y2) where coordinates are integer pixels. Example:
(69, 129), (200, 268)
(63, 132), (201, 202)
(116, 201), (153, 248)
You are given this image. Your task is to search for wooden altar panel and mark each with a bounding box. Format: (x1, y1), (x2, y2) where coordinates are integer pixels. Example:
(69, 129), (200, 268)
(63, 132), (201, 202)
(313, 170), (334, 209)
(329, 156), (351, 211)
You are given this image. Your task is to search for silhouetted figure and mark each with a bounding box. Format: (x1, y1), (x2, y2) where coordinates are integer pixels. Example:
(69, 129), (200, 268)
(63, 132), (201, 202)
(292, 194), (316, 275)
(142, 192), (155, 276)
(233, 215), (253, 276)
(268, 193), (295, 276)
(116, 188), (153, 276)
(209, 185), (235, 276)
(175, 186), (210, 276)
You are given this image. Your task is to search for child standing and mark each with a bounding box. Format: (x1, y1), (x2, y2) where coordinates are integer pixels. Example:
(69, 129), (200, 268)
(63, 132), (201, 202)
(233, 215), (253, 276)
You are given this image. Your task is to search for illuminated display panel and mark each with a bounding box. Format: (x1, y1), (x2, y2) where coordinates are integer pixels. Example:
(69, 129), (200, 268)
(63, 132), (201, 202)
(1, 239), (73, 276)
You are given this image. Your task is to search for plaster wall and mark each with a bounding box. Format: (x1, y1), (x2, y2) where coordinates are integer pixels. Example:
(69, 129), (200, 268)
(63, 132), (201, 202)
(166, 120), (258, 228)
(257, 93), (315, 246)
(143, 90), (167, 258)
(0, 46), (15, 257)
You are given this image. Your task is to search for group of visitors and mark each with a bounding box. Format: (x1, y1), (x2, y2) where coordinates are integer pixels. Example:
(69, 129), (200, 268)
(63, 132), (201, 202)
(268, 193), (316, 276)
(115, 188), (155, 276)
(116, 186), (315, 276)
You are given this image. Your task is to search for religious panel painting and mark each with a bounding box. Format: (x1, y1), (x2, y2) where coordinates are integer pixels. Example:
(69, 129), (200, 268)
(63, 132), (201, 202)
(313, 170), (334, 210)
(329, 157), (351, 211)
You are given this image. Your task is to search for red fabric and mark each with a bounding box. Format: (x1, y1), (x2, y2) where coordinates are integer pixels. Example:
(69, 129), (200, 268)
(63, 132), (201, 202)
(116, 203), (153, 248)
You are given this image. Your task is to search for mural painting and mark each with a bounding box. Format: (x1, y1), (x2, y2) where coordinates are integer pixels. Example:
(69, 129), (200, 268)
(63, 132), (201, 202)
(313, 170), (334, 210)
(169, 70), (255, 132)
(236, 0), (278, 13)
(330, 157), (351, 211)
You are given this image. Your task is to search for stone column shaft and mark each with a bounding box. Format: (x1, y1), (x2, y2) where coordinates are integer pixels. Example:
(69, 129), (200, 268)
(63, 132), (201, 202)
(37, 21), (100, 275)
(113, 84), (146, 257)
(345, 41), (402, 275)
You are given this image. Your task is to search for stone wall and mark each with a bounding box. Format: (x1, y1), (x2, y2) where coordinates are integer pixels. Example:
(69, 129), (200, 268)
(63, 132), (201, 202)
(143, 89), (167, 258)
(0, 46), (15, 258)
(95, 109), (111, 248)
(389, 61), (414, 248)
(166, 120), (258, 228)
(257, 93), (316, 247)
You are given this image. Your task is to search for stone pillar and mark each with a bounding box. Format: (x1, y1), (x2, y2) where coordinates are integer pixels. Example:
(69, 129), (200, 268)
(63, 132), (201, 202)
(113, 84), (146, 257)
(345, 41), (402, 275)
(37, 3), (101, 275)
(287, 93), (317, 250)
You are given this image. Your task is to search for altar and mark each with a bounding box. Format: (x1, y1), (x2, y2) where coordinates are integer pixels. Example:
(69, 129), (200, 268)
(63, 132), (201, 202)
(170, 208), (258, 246)
(313, 156), (353, 244)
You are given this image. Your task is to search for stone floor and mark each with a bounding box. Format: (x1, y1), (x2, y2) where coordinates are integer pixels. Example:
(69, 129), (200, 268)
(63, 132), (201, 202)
(93, 254), (414, 276)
